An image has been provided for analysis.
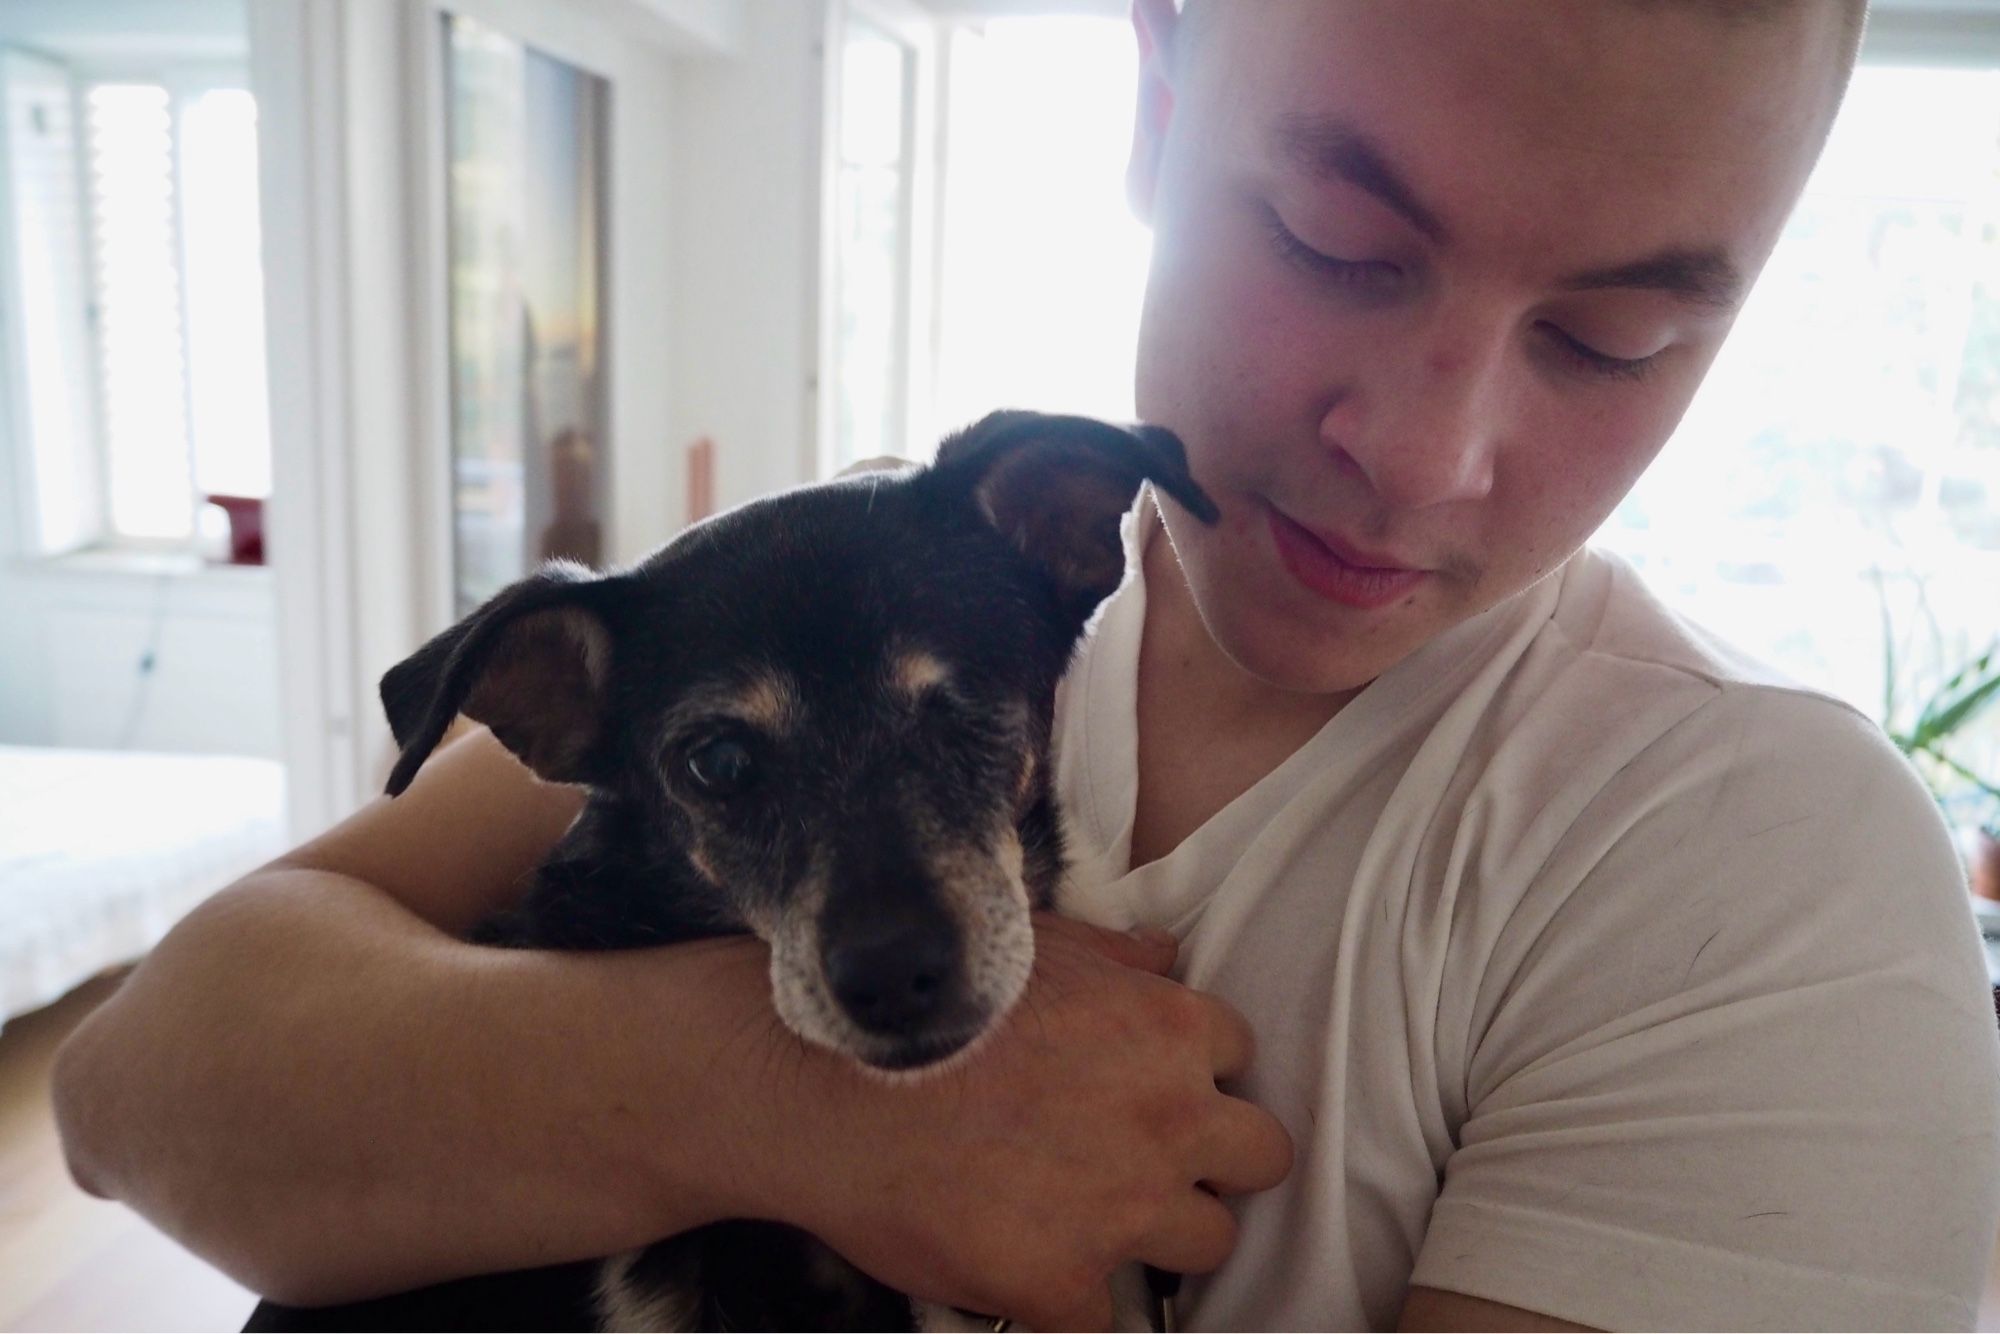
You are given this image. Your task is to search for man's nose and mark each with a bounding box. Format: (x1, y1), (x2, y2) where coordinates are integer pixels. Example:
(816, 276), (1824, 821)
(1320, 324), (1504, 511)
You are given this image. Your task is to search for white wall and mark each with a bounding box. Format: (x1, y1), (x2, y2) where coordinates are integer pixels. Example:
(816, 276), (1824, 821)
(668, 0), (826, 511)
(0, 558), (280, 755)
(0, 508), (278, 757)
(0, 0), (246, 65)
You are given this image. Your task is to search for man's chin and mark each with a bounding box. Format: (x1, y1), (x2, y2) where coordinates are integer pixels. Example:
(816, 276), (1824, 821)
(1158, 505), (1471, 695)
(1199, 568), (1447, 697)
(1218, 624), (1421, 698)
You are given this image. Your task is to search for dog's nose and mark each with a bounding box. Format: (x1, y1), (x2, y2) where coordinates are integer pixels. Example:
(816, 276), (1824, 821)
(825, 923), (956, 1036)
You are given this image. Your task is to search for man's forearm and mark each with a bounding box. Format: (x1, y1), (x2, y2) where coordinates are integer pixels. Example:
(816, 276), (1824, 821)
(52, 867), (786, 1306)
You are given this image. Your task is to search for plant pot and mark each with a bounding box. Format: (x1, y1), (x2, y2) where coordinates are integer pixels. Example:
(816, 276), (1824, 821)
(1972, 828), (2000, 902)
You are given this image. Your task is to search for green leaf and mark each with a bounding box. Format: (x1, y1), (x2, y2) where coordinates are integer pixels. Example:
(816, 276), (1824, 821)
(1873, 567), (1898, 726)
(1927, 750), (2000, 804)
(1909, 646), (2000, 749)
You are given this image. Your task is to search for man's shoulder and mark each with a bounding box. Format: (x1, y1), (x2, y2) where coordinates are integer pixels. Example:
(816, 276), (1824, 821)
(1470, 548), (1887, 799)
(1453, 563), (1984, 1133)
(1508, 547), (1920, 794)
(1548, 546), (1820, 697)
(1473, 550), (1952, 911)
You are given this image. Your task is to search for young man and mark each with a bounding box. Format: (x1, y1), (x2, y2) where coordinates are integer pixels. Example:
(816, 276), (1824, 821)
(54, 1), (2000, 1329)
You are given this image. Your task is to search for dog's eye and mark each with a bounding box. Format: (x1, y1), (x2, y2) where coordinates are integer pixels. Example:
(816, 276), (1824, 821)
(686, 737), (756, 796)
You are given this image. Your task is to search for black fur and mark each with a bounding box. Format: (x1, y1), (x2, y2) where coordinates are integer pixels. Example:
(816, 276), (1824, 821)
(246, 412), (1215, 1332)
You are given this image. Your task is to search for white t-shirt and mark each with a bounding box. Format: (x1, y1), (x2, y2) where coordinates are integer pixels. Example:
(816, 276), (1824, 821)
(1053, 500), (2000, 1331)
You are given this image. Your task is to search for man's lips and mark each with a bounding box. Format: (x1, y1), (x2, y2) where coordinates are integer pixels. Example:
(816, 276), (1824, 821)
(1265, 505), (1430, 610)
(1281, 510), (1423, 573)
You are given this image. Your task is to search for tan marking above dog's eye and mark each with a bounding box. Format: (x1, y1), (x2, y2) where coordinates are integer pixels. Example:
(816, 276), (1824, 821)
(891, 651), (953, 699)
(726, 671), (801, 733)
(684, 842), (722, 885)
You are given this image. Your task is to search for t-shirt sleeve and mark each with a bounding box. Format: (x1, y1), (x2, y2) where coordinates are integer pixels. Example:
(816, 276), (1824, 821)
(1409, 686), (2000, 1331)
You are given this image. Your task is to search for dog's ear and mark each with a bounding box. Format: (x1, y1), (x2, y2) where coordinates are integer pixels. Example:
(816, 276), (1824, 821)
(931, 410), (1219, 622)
(380, 561), (618, 796)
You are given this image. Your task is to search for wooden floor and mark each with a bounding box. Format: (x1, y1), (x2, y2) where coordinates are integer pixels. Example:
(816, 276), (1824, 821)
(8, 974), (2000, 1332)
(0, 973), (253, 1332)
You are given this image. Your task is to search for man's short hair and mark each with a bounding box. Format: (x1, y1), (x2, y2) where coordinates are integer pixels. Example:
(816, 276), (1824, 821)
(1175, 0), (1868, 98)
(1629, 0), (1867, 80)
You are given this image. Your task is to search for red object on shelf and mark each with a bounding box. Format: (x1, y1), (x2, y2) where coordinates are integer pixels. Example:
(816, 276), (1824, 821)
(687, 436), (715, 526)
(205, 494), (266, 565)
(1973, 829), (2000, 902)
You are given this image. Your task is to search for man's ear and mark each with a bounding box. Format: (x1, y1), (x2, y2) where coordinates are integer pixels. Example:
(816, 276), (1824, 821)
(380, 561), (618, 796)
(1127, 0), (1179, 223)
(929, 410), (1218, 628)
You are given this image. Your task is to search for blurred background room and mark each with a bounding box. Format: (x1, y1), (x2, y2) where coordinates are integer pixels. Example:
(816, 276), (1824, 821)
(0, 0), (1997, 1327)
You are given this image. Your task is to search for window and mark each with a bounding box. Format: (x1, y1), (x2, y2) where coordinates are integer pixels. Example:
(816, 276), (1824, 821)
(177, 88), (271, 507)
(824, 2), (933, 474)
(822, 12), (1144, 467)
(930, 18), (1149, 437)
(2, 48), (100, 554)
(1, 57), (270, 553)
(830, 17), (913, 469)
(1593, 64), (2000, 828)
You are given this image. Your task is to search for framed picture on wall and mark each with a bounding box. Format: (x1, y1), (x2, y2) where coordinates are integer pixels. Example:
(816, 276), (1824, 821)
(442, 13), (608, 616)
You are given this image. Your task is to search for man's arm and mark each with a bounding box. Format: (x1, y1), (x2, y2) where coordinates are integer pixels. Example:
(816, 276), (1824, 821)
(1400, 692), (2000, 1330)
(51, 726), (762, 1302)
(52, 725), (1290, 1328)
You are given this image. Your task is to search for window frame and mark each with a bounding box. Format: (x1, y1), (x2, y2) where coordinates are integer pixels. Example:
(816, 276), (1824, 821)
(0, 52), (260, 559)
(814, 0), (943, 477)
(0, 45), (105, 559)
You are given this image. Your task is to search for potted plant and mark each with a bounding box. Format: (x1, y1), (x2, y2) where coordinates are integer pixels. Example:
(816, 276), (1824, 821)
(1879, 632), (2000, 899)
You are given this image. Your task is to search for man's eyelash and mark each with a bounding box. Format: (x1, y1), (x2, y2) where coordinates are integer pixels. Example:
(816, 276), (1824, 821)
(1264, 206), (1663, 385)
(1264, 212), (1401, 287)
(1538, 322), (1662, 383)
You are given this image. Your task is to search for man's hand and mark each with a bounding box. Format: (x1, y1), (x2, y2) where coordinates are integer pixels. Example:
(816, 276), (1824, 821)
(728, 913), (1294, 1331)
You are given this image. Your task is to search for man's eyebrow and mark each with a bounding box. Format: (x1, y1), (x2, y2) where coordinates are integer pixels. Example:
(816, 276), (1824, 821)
(1560, 249), (1744, 312)
(1274, 114), (1745, 313)
(1274, 115), (1449, 245)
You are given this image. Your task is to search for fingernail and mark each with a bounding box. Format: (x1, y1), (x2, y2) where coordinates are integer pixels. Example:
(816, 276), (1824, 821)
(1129, 925), (1177, 947)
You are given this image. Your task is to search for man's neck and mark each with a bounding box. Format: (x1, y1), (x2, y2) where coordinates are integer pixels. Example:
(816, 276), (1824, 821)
(1138, 513), (1356, 734)
(1128, 512), (1357, 869)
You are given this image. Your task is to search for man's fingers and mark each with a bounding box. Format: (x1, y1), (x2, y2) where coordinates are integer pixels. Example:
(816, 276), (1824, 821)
(1199, 992), (1256, 1080)
(1197, 1097), (1295, 1197)
(1034, 912), (1179, 976)
(1028, 1279), (1116, 1333)
(1138, 1191), (1240, 1276)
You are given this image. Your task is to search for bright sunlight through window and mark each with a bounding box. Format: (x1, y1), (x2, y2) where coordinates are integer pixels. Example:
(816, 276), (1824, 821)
(81, 80), (269, 543)
(932, 18), (1150, 436)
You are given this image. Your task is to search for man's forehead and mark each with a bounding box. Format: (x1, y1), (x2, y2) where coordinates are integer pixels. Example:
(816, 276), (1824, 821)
(1178, 0), (1862, 52)
(1168, 0), (1856, 125)
(1172, 1), (1849, 271)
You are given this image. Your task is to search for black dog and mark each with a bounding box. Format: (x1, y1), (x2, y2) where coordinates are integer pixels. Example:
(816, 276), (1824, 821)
(245, 412), (1216, 1332)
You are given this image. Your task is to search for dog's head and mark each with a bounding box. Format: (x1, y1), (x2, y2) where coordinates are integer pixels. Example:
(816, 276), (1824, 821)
(380, 411), (1215, 1071)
